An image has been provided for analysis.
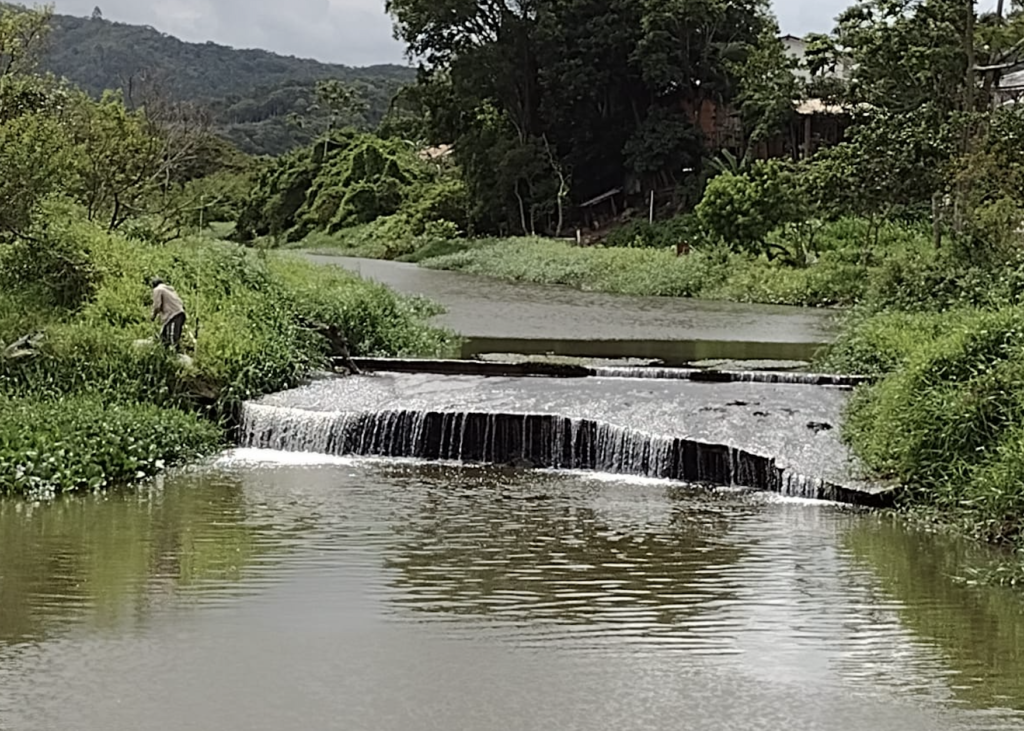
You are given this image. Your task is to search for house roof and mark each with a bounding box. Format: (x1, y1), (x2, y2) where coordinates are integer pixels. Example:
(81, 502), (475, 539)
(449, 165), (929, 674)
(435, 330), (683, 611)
(419, 144), (454, 161)
(794, 98), (866, 115)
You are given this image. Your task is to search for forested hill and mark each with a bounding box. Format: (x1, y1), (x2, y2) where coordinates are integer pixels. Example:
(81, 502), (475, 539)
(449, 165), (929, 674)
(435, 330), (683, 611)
(37, 9), (416, 155)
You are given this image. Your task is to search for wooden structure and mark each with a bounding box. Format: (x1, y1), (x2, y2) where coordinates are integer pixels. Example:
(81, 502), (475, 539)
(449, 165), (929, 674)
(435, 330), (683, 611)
(579, 188), (623, 230)
(692, 97), (853, 161)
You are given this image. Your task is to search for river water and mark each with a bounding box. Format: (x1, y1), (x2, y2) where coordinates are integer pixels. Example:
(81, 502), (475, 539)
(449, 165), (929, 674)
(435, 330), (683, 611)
(2, 452), (1024, 731)
(301, 254), (838, 363)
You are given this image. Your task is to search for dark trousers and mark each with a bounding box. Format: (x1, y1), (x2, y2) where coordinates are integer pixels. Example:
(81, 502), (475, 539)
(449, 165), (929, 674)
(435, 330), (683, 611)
(160, 312), (186, 350)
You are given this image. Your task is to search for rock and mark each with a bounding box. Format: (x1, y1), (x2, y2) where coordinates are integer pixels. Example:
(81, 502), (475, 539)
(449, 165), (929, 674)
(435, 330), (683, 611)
(807, 421), (834, 434)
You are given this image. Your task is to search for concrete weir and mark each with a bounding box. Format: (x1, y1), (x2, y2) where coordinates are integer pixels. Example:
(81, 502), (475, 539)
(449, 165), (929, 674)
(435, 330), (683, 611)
(240, 406), (893, 507)
(240, 367), (895, 508)
(348, 357), (871, 387)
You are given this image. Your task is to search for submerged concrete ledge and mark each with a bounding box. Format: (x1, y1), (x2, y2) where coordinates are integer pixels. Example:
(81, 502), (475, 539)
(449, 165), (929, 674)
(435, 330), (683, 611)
(239, 404), (896, 508)
(345, 357), (870, 387)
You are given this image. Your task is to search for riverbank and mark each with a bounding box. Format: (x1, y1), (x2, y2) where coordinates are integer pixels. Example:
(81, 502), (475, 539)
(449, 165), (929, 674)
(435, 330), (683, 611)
(297, 239), (1024, 582)
(818, 305), (1024, 583)
(295, 217), (935, 308)
(0, 216), (457, 496)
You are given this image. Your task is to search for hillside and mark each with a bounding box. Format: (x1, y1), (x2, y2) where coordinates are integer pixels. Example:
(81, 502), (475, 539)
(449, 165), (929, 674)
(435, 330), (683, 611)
(39, 10), (416, 155)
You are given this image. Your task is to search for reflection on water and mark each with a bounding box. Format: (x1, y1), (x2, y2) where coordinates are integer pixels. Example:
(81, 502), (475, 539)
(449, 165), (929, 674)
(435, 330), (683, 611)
(1, 453), (1024, 731)
(0, 476), (282, 645)
(460, 336), (825, 366)
(382, 468), (745, 644)
(846, 517), (1024, 712)
(302, 255), (837, 358)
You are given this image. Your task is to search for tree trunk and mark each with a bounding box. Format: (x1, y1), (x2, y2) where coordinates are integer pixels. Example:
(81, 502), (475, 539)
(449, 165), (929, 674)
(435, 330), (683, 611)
(514, 181), (528, 235)
(964, 0), (977, 135)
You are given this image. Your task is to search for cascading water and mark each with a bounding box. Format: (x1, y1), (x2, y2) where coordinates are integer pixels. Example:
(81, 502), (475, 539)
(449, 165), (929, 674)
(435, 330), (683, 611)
(239, 402), (889, 506)
(590, 366), (869, 387)
(344, 358), (871, 387)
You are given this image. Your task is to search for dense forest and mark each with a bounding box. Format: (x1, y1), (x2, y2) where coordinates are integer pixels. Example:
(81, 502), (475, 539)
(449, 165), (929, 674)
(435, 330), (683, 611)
(29, 5), (416, 154)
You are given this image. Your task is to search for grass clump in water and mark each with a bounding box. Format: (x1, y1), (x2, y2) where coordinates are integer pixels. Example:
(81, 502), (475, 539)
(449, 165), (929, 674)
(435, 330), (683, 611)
(0, 395), (221, 496)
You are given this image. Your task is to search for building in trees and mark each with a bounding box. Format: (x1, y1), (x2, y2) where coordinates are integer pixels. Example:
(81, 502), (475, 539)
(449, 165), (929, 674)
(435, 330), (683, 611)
(700, 34), (853, 162)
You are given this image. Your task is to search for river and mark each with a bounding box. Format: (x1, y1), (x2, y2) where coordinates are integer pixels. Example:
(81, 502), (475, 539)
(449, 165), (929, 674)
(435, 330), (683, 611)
(3, 257), (1021, 730)
(2, 453), (1023, 731)
(301, 254), (839, 363)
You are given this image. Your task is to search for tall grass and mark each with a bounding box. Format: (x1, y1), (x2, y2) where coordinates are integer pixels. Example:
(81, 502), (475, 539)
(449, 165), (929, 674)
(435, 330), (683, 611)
(819, 306), (1024, 572)
(419, 220), (934, 307)
(0, 211), (457, 494)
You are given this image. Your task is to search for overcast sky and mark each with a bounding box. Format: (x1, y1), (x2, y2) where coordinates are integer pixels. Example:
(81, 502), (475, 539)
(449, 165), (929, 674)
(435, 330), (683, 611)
(52, 0), (852, 67)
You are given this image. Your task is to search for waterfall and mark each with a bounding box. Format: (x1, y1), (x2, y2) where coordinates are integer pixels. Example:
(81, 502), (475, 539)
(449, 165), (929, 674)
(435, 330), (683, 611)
(342, 358), (870, 387)
(590, 366), (869, 387)
(239, 403), (888, 506)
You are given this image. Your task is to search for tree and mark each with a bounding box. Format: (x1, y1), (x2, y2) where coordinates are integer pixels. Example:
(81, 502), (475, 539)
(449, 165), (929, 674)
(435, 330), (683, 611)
(66, 83), (213, 234)
(387, 0), (778, 234)
(91, 6), (103, 21)
(730, 20), (798, 158)
(0, 112), (69, 239)
(800, 0), (998, 235)
(0, 4), (51, 79)
(0, 6), (65, 240)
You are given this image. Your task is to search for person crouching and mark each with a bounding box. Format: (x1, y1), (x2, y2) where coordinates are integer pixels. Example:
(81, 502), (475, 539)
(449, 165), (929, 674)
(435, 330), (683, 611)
(150, 277), (186, 351)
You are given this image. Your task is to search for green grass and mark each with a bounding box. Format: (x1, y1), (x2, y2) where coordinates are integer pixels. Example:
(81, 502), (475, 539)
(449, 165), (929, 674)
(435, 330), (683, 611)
(817, 305), (1024, 577)
(418, 226), (932, 307)
(0, 210), (458, 494)
(289, 217), (937, 308)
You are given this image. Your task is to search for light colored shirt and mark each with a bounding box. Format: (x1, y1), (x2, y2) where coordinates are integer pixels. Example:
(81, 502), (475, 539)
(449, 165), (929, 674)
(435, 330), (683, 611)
(152, 284), (185, 325)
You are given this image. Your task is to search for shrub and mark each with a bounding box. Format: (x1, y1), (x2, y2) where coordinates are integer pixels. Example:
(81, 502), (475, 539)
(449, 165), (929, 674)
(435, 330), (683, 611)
(0, 217), (102, 310)
(695, 160), (800, 252)
(841, 308), (1024, 543)
(602, 214), (698, 249)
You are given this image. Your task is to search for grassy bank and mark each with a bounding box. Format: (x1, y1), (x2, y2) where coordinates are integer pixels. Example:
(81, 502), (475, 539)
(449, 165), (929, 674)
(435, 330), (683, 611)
(296, 218), (936, 308)
(817, 302), (1024, 582)
(0, 211), (457, 496)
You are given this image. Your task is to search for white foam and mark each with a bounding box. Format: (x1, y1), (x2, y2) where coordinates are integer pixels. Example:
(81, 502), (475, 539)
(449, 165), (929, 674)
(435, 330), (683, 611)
(212, 448), (358, 467)
(545, 468), (680, 488)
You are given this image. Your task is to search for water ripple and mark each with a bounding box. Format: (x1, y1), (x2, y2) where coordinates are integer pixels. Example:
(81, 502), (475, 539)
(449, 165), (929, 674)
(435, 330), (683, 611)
(0, 458), (1022, 731)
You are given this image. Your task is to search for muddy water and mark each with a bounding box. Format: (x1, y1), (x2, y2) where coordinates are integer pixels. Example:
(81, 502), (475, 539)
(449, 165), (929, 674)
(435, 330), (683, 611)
(302, 254), (838, 363)
(2, 453), (1023, 731)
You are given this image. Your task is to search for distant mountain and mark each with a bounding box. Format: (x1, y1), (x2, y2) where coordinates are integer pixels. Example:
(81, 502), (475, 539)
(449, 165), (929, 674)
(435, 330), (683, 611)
(38, 10), (417, 155)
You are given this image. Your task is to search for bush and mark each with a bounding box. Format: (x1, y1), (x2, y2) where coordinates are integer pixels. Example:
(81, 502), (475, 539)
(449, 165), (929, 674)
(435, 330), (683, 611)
(0, 217), (101, 310)
(602, 214), (697, 249)
(23, 234), (454, 408)
(841, 308), (1024, 543)
(695, 160), (800, 252)
(0, 395), (221, 495)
